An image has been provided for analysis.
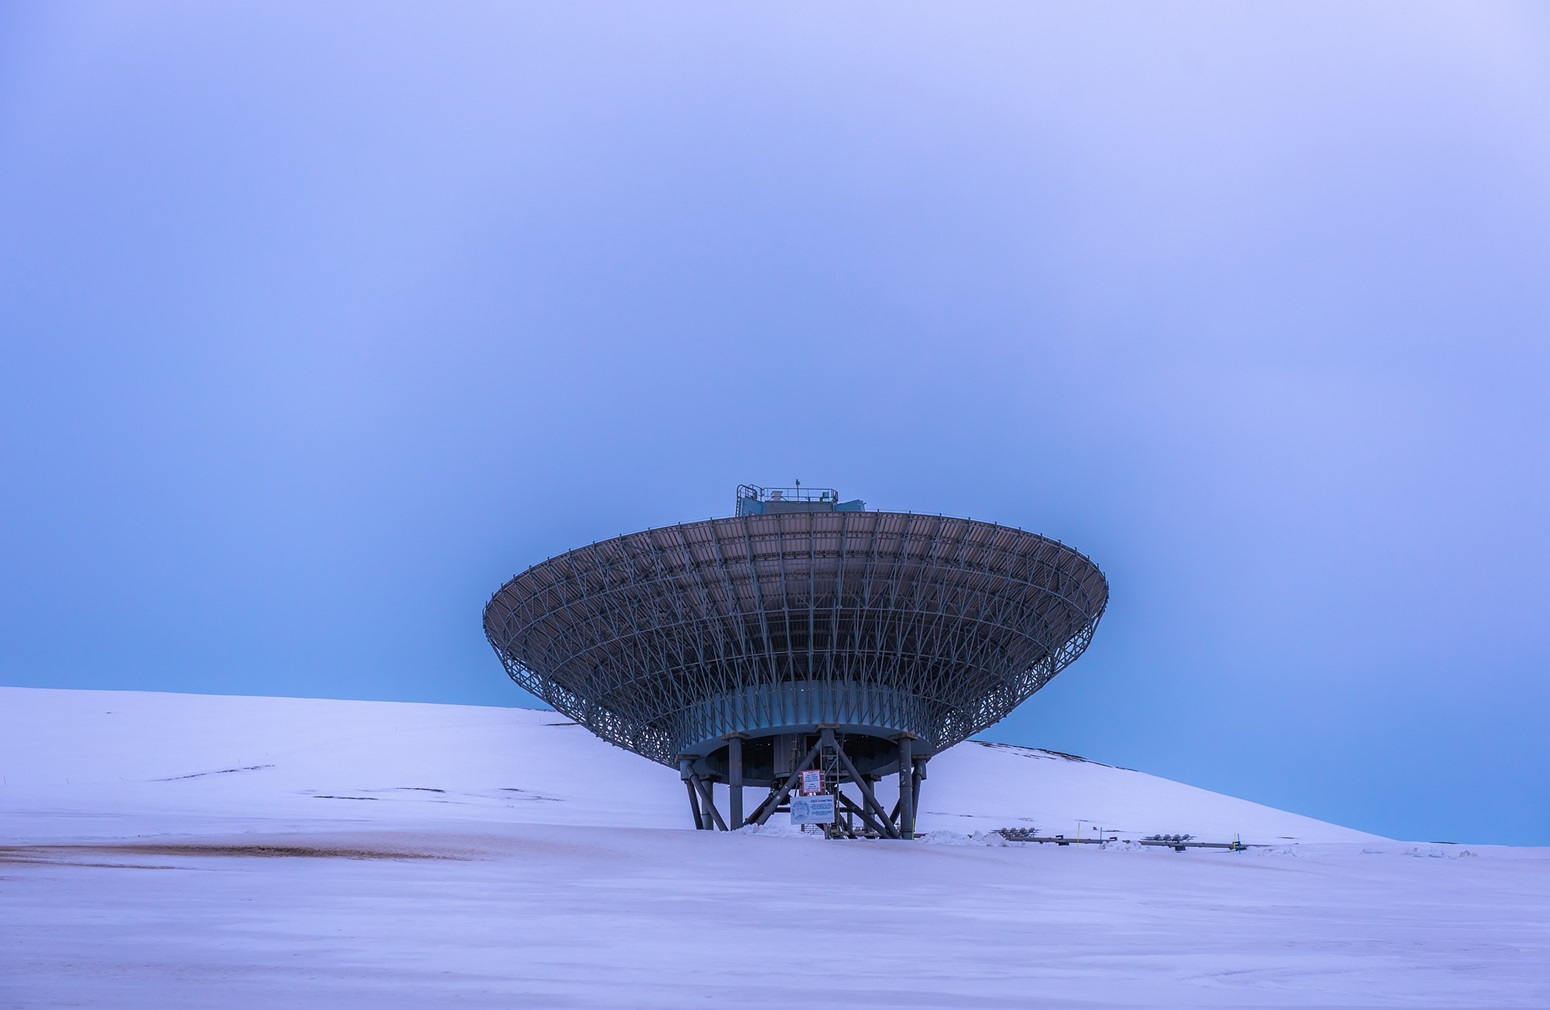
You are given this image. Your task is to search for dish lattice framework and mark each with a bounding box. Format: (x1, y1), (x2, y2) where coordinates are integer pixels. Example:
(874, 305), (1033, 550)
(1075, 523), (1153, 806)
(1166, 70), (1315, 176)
(483, 509), (1108, 767)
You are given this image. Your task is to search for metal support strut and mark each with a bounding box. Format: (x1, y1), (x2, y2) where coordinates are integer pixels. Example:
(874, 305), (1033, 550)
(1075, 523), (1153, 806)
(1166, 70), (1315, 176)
(823, 727), (899, 839)
(679, 758), (706, 830)
(751, 738), (824, 826)
(726, 734), (744, 829)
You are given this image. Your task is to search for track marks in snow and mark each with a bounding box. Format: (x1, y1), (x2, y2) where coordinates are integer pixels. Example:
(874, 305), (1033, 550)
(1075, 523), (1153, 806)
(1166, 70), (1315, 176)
(296, 786), (568, 806)
(154, 764), (275, 781)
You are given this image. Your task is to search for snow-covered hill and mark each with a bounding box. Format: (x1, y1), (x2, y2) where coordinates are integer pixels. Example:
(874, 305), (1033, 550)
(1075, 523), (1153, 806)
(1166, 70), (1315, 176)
(3, 687), (1545, 1008)
(1, 686), (1372, 844)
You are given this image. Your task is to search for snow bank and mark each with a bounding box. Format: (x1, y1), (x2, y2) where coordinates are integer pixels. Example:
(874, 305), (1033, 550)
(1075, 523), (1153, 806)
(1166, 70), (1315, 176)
(0, 686), (1377, 844)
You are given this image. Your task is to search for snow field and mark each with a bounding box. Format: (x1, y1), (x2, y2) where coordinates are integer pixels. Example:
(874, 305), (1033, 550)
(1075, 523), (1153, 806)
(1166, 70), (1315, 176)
(2, 687), (1546, 1008)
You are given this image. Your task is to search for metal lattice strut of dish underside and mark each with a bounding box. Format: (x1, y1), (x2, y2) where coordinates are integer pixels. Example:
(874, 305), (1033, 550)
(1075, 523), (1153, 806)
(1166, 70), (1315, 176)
(484, 511), (1107, 767)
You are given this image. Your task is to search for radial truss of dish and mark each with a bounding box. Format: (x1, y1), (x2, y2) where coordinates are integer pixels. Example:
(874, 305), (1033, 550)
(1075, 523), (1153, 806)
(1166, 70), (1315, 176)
(484, 511), (1108, 766)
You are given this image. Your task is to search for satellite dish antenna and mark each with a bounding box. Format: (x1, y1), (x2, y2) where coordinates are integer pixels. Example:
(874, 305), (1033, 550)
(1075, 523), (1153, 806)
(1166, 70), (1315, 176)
(483, 483), (1108, 840)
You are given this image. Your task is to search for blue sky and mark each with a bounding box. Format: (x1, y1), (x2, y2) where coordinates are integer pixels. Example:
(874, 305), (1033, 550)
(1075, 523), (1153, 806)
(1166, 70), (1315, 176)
(2, 3), (1547, 845)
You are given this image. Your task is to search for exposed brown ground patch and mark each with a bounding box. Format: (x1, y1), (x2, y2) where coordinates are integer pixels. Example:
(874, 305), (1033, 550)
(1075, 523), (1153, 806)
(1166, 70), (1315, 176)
(0, 843), (464, 865)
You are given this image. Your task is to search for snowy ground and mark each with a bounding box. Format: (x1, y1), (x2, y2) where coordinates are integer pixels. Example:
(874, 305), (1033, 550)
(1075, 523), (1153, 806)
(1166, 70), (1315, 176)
(2, 687), (1546, 1007)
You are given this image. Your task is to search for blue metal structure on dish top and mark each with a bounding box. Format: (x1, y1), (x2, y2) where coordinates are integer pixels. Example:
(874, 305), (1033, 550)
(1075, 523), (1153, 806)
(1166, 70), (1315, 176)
(483, 484), (1108, 839)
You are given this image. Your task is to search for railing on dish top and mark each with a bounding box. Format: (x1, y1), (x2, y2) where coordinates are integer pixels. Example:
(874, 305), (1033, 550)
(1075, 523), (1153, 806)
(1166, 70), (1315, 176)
(735, 484), (841, 515)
